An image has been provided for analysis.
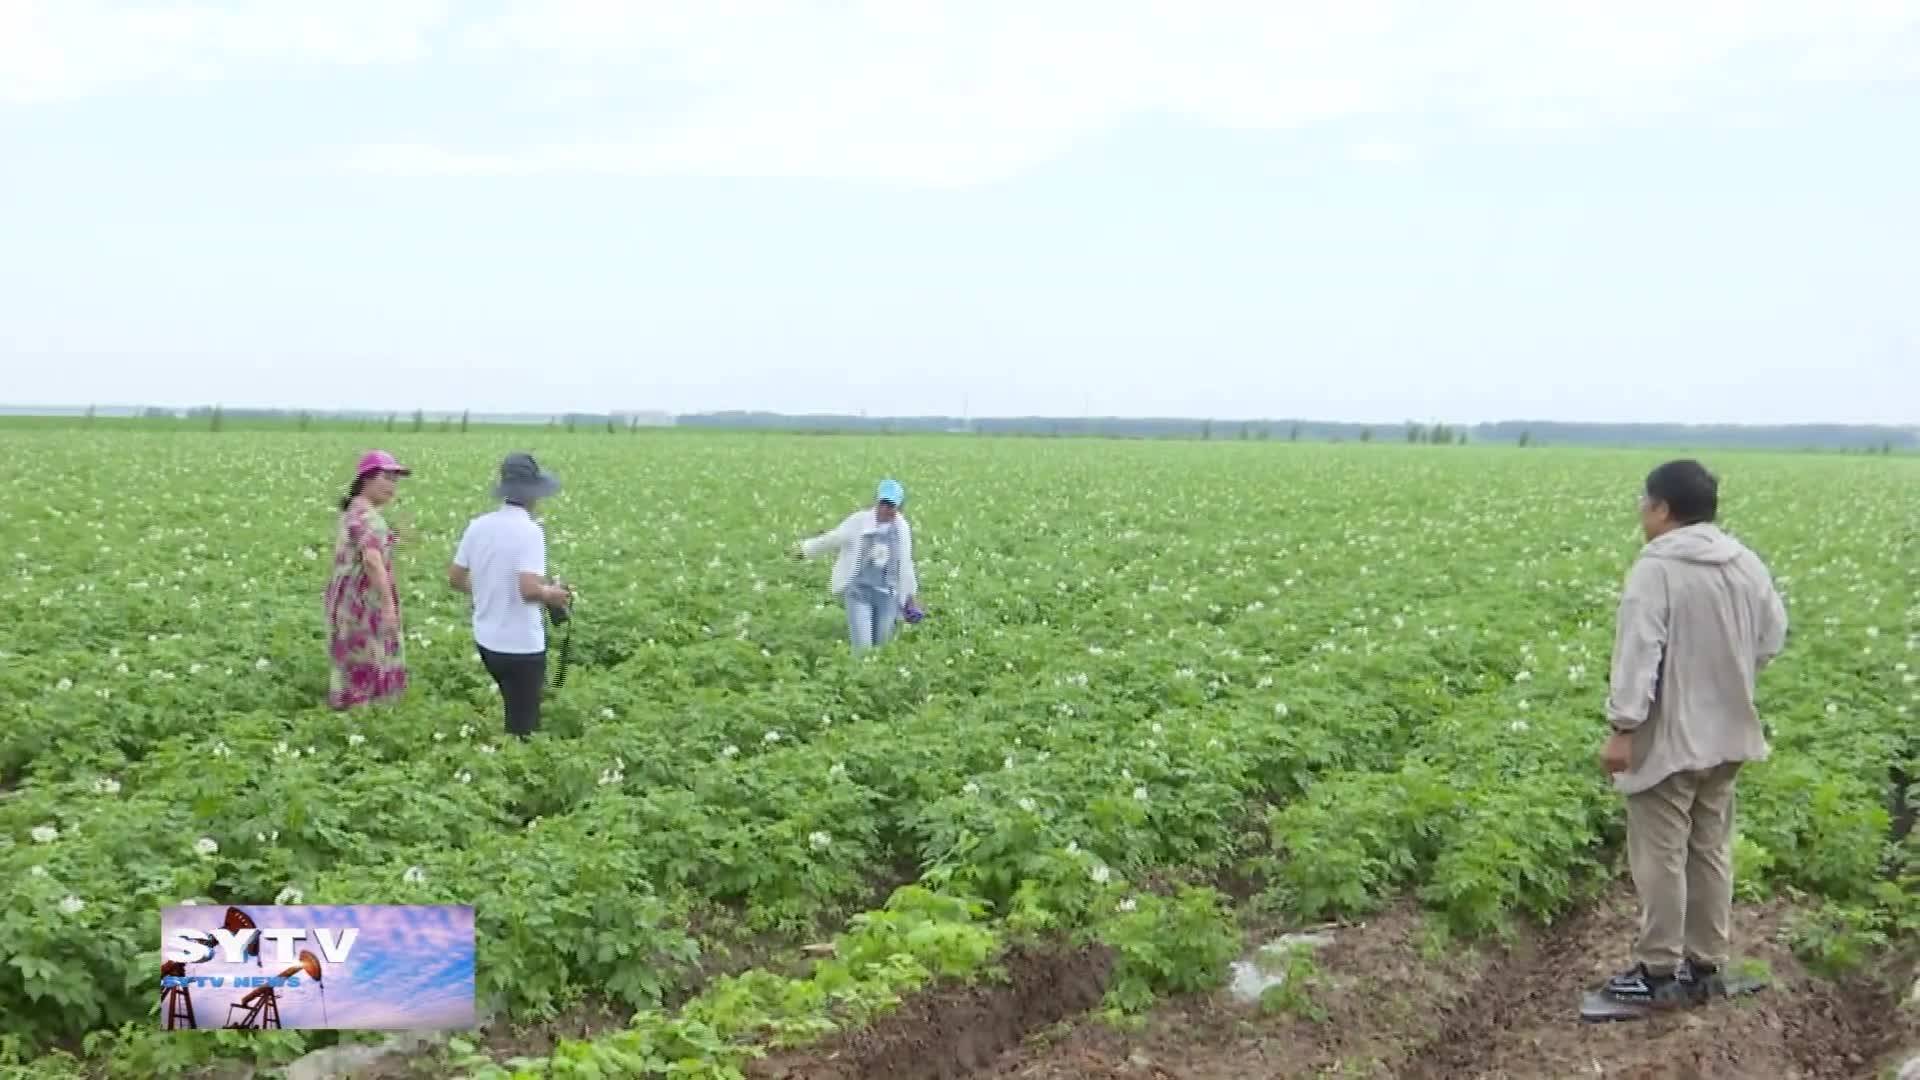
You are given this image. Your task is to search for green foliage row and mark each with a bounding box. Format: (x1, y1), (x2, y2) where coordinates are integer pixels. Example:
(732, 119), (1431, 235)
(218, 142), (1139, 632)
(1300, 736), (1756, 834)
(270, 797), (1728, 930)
(2, 431), (1911, 1076)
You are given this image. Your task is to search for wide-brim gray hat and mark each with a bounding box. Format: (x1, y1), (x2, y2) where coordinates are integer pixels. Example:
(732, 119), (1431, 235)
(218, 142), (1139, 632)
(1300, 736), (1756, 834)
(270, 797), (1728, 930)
(494, 451), (561, 501)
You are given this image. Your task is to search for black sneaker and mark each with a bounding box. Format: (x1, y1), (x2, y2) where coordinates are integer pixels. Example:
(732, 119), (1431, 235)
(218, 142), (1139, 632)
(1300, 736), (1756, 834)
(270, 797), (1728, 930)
(1603, 963), (1693, 1008)
(1679, 959), (1728, 1003)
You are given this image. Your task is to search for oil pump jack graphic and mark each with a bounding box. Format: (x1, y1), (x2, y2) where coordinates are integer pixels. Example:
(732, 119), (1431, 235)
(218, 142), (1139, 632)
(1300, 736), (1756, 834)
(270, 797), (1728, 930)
(225, 948), (325, 1030)
(160, 905), (328, 1030)
(162, 905), (257, 1030)
(159, 956), (199, 1031)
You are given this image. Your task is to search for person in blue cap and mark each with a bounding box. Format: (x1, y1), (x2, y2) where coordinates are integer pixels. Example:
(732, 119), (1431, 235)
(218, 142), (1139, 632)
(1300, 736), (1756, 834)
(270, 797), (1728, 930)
(794, 478), (921, 653)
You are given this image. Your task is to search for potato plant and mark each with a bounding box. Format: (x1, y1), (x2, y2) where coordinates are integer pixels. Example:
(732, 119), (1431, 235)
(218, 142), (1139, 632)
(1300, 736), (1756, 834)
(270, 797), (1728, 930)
(1, 427), (1912, 1075)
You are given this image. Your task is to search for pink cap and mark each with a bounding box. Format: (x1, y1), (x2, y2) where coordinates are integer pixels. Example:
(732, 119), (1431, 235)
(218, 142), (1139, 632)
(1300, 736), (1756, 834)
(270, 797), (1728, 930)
(355, 450), (411, 478)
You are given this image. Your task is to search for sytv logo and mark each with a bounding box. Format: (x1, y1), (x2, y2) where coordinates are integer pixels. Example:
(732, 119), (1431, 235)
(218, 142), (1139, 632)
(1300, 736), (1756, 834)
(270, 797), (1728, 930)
(165, 927), (358, 966)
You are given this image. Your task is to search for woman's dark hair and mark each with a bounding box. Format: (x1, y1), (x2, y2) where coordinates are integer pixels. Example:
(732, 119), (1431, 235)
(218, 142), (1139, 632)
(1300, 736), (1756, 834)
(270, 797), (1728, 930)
(1645, 459), (1718, 524)
(339, 472), (371, 511)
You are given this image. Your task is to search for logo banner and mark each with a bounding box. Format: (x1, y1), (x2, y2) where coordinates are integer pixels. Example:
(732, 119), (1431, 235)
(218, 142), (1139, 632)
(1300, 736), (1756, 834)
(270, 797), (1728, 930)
(158, 904), (475, 1031)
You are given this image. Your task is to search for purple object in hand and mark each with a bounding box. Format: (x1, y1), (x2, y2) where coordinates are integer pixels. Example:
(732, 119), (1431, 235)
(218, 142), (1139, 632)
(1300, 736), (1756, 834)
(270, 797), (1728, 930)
(903, 601), (926, 624)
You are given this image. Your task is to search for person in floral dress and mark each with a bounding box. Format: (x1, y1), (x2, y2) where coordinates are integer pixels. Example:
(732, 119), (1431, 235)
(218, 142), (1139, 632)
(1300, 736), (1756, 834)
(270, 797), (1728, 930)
(325, 450), (412, 709)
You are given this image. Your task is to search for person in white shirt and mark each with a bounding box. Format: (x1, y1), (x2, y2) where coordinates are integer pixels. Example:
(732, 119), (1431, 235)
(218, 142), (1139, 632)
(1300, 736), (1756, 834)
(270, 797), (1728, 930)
(794, 478), (920, 653)
(449, 452), (571, 737)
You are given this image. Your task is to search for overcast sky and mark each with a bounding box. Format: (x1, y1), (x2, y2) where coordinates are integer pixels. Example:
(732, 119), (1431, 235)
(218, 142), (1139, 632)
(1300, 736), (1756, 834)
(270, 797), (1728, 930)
(3, 2), (1917, 424)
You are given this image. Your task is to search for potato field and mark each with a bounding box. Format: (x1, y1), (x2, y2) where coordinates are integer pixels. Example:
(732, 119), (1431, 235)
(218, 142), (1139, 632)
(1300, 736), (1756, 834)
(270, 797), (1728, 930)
(2, 427), (1914, 1078)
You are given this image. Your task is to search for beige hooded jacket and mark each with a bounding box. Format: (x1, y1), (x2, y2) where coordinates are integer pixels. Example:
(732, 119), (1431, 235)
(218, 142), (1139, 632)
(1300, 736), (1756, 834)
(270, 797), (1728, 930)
(1605, 523), (1789, 796)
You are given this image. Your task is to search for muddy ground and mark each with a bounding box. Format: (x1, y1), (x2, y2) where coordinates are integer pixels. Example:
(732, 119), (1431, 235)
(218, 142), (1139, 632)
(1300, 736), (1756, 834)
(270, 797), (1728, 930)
(748, 942), (1117, 1080)
(745, 886), (1915, 1080)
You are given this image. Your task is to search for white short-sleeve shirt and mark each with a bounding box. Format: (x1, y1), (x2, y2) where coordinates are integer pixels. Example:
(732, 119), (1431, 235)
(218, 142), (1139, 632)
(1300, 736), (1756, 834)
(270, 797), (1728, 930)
(453, 504), (547, 654)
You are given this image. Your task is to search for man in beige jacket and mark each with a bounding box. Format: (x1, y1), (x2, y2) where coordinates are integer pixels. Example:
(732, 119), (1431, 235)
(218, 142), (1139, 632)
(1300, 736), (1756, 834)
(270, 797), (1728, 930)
(1599, 459), (1788, 1009)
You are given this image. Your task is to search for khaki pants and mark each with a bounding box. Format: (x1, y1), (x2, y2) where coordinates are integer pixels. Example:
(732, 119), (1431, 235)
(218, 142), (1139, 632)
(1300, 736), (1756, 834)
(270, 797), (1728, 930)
(1625, 762), (1741, 974)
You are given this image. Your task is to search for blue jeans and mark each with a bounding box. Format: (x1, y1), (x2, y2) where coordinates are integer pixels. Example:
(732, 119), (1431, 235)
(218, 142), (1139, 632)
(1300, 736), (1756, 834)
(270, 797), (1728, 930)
(846, 592), (898, 653)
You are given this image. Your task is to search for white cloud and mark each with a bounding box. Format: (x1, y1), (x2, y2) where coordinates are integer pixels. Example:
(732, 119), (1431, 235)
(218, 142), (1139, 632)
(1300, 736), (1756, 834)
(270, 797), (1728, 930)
(360, 0), (1920, 183)
(5, 0), (1918, 184)
(0, 0), (454, 103)
(1350, 140), (1417, 165)
(340, 142), (520, 177)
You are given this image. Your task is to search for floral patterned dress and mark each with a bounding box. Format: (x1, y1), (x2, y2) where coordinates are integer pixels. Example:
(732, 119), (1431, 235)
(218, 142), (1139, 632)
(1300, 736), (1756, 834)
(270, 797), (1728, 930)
(324, 499), (407, 709)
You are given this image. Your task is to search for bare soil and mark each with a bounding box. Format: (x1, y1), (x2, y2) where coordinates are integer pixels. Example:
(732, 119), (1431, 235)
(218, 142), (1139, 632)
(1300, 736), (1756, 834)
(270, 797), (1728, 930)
(978, 900), (1483, 1078)
(746, 942), (1115, 1080)
(1396, 893), (1897, 1080)
(338, 884), (1915, 1080)
(741, 886), (1911, 1080)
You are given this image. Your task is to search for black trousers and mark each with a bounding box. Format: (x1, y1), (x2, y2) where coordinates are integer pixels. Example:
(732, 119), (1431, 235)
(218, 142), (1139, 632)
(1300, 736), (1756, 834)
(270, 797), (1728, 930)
(478, 644), (547, 737)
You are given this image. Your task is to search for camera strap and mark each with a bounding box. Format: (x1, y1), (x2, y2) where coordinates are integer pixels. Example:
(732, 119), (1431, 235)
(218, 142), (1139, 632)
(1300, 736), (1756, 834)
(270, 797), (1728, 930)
(549, 609), (574, 691)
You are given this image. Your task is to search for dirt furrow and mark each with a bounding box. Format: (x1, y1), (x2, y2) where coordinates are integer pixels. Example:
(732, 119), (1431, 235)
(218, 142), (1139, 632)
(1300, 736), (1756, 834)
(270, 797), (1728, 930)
(745, 943), (1115, 1080)
(963, 888), (1906, 1080)
(974, 901), (1486, 1078)
(1400, 891), (1897, 1080)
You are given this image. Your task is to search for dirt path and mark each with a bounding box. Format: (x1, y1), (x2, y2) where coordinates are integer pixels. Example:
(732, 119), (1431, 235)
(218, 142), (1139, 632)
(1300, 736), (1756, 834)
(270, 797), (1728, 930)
(978, 901), (1480, 1078)
(1397, 892), (1896, 1080)
(740, 886), (1910, 1080)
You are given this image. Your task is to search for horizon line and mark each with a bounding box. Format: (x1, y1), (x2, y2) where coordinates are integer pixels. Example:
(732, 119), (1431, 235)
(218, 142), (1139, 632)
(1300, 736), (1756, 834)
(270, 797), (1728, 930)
(1, 404), (1915, 431)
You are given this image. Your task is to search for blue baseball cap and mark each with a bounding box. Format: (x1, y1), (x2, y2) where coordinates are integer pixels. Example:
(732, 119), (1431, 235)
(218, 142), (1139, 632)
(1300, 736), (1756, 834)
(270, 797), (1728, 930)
(876, 478), (905, 506)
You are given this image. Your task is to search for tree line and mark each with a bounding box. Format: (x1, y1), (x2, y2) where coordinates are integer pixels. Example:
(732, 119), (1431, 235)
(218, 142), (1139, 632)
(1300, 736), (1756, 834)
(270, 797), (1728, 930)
(41, 404), (1918, 453)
